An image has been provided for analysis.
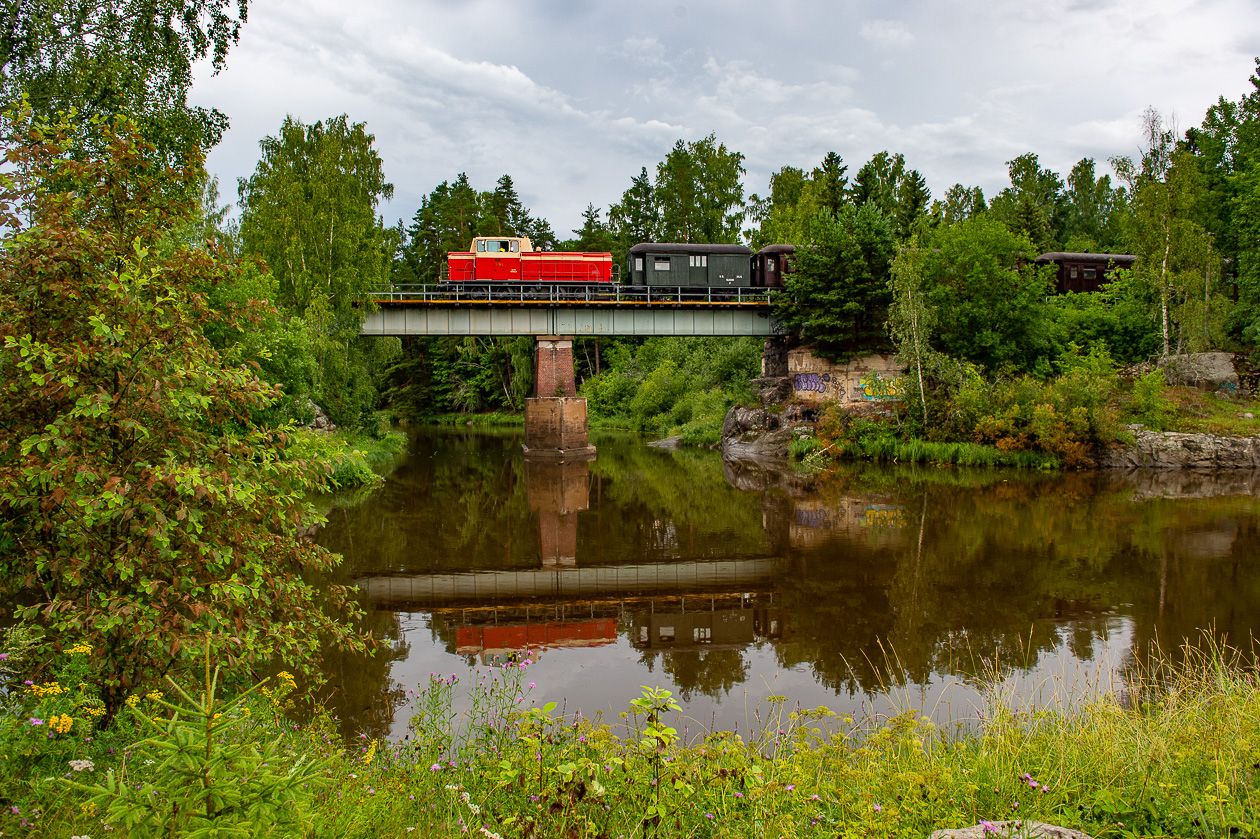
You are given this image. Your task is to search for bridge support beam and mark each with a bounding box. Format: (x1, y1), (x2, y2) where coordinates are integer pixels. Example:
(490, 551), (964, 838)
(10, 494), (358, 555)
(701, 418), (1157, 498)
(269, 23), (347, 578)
(534, 336), (577, 398)
(524, 336), (595, 459)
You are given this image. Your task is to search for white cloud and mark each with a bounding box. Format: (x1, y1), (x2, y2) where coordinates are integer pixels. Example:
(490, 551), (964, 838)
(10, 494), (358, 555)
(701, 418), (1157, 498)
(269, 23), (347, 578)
(860, 19), (915, 49)
(190, 0), (1260, 235)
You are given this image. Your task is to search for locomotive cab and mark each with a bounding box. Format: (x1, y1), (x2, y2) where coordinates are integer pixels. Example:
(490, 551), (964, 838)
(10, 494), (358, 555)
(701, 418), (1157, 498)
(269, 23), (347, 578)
(473, 236), (533, 281)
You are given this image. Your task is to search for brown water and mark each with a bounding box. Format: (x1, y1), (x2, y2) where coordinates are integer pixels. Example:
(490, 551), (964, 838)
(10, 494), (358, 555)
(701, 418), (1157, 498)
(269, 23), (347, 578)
(315, 427), (1260, 740)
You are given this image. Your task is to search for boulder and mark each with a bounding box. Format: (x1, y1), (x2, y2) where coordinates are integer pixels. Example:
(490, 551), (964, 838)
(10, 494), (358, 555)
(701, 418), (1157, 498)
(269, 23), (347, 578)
(1158, 352), (1240, 393)
(928, 821), (1094, 839)
(720, 406), (795, 460)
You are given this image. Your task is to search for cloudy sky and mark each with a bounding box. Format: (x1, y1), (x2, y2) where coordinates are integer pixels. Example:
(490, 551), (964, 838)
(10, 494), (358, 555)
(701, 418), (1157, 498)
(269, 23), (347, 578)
(189, 0), (1260, 238)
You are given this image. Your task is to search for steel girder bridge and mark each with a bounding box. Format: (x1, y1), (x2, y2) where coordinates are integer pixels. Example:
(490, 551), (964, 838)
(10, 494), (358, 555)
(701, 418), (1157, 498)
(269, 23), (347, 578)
(359, 284), (786, 337)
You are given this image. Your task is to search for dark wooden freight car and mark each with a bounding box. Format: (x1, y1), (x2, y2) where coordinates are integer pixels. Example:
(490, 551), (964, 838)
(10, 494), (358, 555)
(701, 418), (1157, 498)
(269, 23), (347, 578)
(626, 243), (753, 287)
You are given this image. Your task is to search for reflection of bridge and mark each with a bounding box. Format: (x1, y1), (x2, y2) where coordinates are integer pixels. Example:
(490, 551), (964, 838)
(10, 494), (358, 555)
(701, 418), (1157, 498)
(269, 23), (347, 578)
(360, 285), (784, 337)
(354, 558), (781, 609)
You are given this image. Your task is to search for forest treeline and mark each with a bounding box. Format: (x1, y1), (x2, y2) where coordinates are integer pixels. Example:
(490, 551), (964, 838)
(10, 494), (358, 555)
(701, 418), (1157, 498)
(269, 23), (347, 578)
(3, 4), (1260, 442)
(204, 63), (1260, 442)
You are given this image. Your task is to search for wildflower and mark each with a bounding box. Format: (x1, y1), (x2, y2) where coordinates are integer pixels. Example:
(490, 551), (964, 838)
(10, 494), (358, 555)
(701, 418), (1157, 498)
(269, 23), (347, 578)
(705, 813), (714, 819)
(734, 792), (743, 799)
(785, 784), (795, 791)
(10, 807), (18, 814)
(528, 682), (535, 688)
(430, 763), (442, 771)
(873, 804), (882, 812)
(50, 714), (74, 734)
(69, 759), (95, 772)
(810, 794), (821, 800)
(29, 718), (43, 726)
(0, 653), (7, 660)
(981, 822), (999, 834)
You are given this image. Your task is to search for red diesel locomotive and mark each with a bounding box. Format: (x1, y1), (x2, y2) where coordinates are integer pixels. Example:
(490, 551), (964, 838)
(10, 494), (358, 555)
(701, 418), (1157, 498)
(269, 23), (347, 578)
(446, 236), (613, 285)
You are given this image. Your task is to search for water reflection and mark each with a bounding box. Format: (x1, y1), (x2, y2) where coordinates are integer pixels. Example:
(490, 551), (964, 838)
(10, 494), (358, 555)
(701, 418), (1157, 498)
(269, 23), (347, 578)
(315, 429), (1260, 738)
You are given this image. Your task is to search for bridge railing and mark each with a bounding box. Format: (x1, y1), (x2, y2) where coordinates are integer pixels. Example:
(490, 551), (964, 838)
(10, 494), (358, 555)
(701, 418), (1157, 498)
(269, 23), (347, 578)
(368, 283), (779, 306)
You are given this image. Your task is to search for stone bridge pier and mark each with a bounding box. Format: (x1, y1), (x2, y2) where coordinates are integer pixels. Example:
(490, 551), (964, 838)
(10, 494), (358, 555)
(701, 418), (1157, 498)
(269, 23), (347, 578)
(523, 335), (595, 459)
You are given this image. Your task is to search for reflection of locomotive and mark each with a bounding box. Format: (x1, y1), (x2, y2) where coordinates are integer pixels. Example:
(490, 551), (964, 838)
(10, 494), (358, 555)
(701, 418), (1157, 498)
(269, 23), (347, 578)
(444, 236), (794, 290)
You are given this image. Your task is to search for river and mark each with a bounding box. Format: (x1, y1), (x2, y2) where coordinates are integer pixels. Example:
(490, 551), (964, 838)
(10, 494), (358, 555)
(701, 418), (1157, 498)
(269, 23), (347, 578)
(315, 427), (1260, 741)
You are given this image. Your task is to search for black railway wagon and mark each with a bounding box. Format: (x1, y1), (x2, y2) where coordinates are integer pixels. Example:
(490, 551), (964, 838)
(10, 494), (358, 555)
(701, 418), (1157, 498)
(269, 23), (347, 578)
(1035, 252), (1137, 294)
(753, 244), (795, 288)
(626, 243), (753, 287)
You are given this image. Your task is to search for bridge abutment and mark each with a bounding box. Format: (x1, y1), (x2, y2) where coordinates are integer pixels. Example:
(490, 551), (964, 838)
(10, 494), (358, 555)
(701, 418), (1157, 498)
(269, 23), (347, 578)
(523, 335), (595, 459)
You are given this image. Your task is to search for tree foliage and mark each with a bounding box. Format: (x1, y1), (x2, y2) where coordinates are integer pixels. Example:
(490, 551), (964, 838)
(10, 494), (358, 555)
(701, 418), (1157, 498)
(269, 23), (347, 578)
(653, 134), (746, 243)
(920, 215), (1056, 372)
(1113, 109), (1222, 356)
(0, 0), (249, 163)
(236, 114), (399, 426)
(775, 203), (896, 360)
(0, 115), (368, 725)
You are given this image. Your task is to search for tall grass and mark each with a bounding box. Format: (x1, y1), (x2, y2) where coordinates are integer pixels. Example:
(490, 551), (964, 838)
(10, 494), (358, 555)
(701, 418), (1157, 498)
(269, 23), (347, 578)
(10, 636), (1258, 838)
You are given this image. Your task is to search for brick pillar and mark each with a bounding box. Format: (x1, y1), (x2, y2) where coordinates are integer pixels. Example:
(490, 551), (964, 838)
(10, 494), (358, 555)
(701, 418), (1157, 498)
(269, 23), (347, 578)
(534, 336), (577, 398)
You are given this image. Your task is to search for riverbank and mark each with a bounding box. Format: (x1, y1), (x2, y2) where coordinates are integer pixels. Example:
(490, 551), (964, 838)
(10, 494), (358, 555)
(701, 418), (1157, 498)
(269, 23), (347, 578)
(3, 637), (1256, 838)
(725, 370), (1260, 471)
(293, 426), (408, 490)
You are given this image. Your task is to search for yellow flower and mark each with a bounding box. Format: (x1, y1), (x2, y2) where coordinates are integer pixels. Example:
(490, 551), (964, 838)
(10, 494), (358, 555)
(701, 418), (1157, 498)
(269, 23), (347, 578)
(146, 690), (162, 700)
(125, 695), (139, 708)
(49, 714), (73, 734)
(68, 643), (93, 656)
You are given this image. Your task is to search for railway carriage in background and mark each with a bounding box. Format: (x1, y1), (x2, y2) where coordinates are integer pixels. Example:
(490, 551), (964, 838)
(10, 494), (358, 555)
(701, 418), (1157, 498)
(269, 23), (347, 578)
(1034, 251), (1137, 294)
(446, 236), (613, 285)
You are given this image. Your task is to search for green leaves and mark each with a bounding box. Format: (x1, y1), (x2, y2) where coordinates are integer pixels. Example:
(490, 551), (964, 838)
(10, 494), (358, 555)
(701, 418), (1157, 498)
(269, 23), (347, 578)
(0, 114), (370, 725)
(775, 203), (896, 361)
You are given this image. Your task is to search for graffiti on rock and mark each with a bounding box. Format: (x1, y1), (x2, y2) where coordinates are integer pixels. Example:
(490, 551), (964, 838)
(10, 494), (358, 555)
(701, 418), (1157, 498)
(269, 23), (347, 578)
(793, 372), (831, 393)
(858, 372), (906, 401)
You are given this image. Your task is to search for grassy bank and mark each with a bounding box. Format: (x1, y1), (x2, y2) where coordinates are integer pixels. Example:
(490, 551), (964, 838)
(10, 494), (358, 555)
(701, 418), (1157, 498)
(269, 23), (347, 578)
(291, 426), (407, 490)
(3, 635), (1257, 838)
(427, 412), (525, 427)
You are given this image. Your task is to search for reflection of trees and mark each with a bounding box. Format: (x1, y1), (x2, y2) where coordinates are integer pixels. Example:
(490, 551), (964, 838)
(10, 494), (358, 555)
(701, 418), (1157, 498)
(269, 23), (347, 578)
(757, 464), (1260, 695)
(317, 605), (410, 742)
(656, 648), (749, 702)
(586, 441), (769, 564)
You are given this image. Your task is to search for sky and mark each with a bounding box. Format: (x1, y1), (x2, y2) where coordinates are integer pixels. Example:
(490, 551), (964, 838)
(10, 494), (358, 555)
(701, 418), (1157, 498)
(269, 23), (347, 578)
(189, 0), (1260, 238)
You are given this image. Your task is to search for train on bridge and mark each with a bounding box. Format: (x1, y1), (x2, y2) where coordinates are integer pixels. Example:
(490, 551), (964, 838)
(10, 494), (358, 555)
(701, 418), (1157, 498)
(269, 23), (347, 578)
(444, 236), (791, 295)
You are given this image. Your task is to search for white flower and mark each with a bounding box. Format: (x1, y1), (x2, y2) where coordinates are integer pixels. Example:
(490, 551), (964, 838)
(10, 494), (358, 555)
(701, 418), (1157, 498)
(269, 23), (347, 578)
(68, 759), (95, 772)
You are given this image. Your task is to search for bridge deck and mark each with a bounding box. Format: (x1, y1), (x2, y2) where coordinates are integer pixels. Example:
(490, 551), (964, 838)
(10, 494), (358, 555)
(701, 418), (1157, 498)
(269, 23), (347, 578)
(369, 283), (777, 307)
(362, 284), (785, 336)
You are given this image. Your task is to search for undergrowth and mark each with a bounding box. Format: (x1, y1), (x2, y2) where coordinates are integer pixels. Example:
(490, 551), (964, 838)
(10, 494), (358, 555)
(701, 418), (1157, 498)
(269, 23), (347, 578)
(4, 630), (1258, 839)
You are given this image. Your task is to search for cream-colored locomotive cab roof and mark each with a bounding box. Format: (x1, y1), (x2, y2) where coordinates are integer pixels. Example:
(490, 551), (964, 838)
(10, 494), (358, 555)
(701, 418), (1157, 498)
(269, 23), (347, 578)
(472, 236), (533, 254)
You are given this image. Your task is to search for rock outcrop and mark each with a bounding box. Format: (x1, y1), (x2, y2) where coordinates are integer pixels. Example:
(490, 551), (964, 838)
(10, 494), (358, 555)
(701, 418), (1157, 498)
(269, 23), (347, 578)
(720, 406), (812, 460)
(928, 822), (1094, 839)
(1101, 426), (1260, 469)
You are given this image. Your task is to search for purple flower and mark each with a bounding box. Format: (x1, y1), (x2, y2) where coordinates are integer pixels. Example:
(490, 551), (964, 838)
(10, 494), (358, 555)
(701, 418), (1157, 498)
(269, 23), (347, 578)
(705, 813), (714, 819)
(528, 682), (535, 688)
(29, 718), (43, 726)
(430, 763), (441, 771)
(9, 807), (19, 815)
(785, 784), (795, 791)
(0, 653), (8, 660)
(981, 822), (999, 834)
(873, 804), (882, 812)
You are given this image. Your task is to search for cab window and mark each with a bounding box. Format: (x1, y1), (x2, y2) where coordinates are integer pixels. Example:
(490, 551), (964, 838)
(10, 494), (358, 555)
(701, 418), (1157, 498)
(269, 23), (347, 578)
(476, 240), (486, 252)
